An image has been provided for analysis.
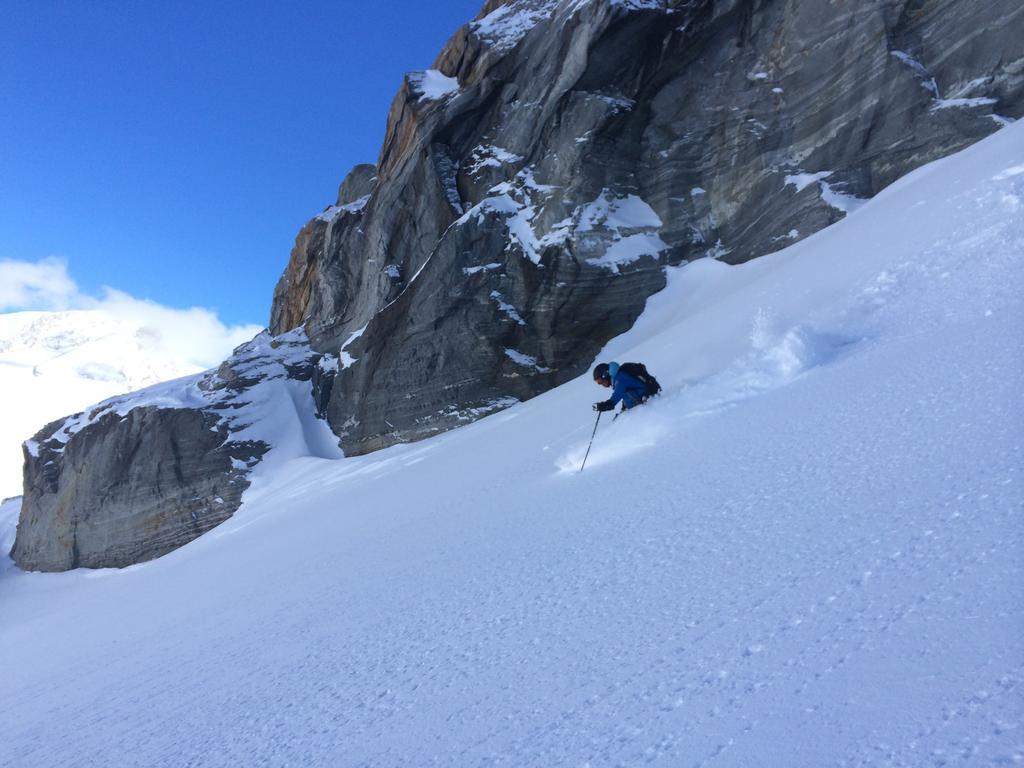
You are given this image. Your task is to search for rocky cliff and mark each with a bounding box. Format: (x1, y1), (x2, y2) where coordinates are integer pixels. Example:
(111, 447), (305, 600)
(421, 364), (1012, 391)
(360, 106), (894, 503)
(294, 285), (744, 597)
(270, 0), (1024, 455)
(12, 0), (1023, 570)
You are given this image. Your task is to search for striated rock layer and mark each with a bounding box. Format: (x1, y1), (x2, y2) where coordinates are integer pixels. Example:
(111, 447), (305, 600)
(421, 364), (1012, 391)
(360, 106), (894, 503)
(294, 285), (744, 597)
(270, 0), (1024, 455)
(14, 407), (250, 571)
(13, 0), (1024, 570)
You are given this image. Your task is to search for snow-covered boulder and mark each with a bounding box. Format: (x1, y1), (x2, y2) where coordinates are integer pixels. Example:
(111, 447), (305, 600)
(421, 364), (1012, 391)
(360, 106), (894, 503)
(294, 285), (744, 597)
(12, 330), (340, 571)
(0, 308), (254, 499)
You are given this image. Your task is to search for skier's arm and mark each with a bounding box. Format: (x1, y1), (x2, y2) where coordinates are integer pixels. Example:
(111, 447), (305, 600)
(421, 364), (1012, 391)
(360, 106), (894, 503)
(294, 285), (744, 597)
(593, 378), (626, 411)
(607, 379), (627, 407)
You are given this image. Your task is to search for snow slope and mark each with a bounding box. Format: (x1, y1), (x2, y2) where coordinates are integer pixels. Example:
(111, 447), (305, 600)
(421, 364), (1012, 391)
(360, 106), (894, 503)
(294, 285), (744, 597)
(0, 310), (260, 499)
(1, 124), (1022, 766)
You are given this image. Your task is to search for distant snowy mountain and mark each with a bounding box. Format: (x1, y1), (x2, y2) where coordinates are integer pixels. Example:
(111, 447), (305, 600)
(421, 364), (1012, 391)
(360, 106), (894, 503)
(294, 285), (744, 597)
(0, 310), (255, 498)
(1, 113), (1020, 765)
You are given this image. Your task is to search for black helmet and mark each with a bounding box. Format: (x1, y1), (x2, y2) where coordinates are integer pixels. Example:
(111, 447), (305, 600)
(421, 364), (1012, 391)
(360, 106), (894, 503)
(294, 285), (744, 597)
(593, 363), (610, 383)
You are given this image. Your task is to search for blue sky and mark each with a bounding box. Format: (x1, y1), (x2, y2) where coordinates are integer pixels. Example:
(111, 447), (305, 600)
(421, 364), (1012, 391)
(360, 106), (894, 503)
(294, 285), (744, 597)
(1, 0), (483, 327)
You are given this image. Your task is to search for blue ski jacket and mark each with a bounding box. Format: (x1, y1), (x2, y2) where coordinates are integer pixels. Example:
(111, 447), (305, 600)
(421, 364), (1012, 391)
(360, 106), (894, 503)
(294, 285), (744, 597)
(605, 362), (649, 410)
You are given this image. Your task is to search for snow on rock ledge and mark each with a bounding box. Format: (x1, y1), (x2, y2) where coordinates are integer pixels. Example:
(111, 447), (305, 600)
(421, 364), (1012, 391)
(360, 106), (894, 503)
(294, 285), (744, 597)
(408, 69), (460, 102)
(11, 329), (341, 572)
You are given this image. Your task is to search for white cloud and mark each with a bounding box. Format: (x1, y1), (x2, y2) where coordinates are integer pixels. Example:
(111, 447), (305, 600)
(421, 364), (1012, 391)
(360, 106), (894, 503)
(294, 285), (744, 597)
(0, 257), (80, 312)
(0, 257), (263, 368)
(93, 288), (262, 368)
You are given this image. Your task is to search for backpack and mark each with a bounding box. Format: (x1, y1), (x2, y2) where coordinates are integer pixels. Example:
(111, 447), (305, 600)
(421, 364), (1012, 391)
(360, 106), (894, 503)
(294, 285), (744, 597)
(619, 362), (661, 398)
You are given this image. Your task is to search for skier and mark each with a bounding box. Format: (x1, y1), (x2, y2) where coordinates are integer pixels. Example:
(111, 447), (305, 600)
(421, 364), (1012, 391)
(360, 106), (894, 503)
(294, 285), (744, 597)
(592, 361), (661, 413)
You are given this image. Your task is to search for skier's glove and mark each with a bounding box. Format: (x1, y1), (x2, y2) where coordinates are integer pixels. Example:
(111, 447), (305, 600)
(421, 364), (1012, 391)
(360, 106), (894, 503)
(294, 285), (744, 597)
(593, 400), (614, 412)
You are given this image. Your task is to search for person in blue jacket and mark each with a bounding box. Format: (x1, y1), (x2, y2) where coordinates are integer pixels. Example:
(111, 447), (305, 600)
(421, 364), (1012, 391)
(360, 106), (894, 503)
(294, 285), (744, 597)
(592, 361), (658, 412)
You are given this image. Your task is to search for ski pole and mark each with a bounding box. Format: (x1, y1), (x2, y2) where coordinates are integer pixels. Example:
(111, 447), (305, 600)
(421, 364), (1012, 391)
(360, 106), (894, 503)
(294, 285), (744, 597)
(580, 411), (602, 472)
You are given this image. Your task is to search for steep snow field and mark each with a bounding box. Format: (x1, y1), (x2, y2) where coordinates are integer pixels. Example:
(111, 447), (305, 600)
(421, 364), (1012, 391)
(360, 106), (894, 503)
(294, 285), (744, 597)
(1, 123), (1022, 766)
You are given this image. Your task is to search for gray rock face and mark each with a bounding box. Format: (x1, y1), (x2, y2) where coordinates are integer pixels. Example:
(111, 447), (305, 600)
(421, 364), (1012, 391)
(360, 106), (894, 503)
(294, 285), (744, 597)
(270, 0), (1024, 455)
(336, 163), (377, 207)
(12, 331), (328, 571)
(13, 408), (252, 571)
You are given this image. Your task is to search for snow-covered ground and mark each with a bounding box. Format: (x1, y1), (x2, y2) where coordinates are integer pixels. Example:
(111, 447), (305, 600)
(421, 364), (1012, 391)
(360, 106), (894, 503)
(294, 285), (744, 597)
(0, 310), (260, 499)
(1, 123), (1022, 766)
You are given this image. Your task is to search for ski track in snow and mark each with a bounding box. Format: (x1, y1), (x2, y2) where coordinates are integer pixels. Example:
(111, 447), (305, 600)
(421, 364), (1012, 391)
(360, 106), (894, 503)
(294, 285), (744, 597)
(1, 126), (1023, 766)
